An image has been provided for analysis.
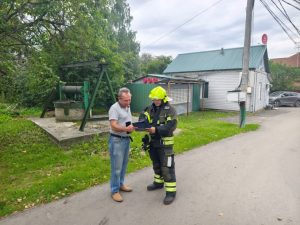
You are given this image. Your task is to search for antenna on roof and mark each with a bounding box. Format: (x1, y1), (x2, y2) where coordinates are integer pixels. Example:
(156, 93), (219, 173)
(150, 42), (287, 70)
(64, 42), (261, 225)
(220, 48), (224, 55)
(296, 42), (300, 68)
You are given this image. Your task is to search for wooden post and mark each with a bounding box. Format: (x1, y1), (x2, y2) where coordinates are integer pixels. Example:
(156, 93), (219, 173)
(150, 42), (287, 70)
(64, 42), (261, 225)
(239, 0), (255, 128)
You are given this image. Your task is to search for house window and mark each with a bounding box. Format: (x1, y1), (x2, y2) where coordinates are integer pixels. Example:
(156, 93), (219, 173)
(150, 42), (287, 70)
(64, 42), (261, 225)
(203, 82), (209, 98)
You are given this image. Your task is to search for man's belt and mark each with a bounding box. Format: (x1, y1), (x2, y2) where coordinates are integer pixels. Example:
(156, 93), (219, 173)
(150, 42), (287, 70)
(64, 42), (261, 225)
(110, 133), (133, 142)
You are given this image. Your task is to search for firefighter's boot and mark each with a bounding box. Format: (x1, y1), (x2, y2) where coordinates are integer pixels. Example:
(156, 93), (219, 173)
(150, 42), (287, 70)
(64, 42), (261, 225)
(163, 192), (176, 205)
(147, 182), (164, 191)
(147, 174), (164, 191)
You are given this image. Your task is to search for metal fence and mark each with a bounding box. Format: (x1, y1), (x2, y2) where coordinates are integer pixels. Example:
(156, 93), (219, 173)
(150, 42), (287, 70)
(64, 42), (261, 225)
(126, 83), (201, 114)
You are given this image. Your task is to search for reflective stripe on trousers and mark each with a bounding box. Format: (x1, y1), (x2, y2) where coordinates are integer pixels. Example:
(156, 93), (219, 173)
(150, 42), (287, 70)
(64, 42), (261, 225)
(165, 181), (176, 192)
(154, 174), (164, 184)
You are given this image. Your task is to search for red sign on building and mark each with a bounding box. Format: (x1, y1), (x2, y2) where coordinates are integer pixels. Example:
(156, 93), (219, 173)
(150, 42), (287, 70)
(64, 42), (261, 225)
(262, 33), (268, 45)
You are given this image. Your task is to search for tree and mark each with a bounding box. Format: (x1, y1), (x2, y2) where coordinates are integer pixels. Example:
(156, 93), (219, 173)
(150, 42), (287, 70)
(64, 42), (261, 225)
(0, 1), (70, 103)
(0, 0), (140, 106)
(109, 0), (140, 81)
(140, 53), (172, 75)
(270, 61), (300, 92)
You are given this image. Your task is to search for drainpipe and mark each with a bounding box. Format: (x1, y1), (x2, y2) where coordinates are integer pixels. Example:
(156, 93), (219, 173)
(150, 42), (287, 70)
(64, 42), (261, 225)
(187, 84), (190, 116)
(253, 71), (257, 112)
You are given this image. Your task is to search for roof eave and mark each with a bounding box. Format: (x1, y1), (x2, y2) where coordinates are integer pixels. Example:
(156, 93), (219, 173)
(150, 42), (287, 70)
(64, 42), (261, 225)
(164, 67), (257, 74)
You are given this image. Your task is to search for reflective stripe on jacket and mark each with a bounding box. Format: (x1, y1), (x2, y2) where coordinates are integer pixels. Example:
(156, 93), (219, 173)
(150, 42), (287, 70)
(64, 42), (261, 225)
(143, 102), (177, 147)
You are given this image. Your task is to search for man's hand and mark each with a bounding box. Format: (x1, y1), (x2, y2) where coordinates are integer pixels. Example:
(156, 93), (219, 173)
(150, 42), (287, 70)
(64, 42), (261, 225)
(110, 120), (135, 133)
(125, 124), (135, 133)
(145, 127), (156, 134)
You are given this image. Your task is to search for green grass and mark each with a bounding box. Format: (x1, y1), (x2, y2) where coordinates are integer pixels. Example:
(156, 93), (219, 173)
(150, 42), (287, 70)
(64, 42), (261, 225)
(0, 108), (259, 217)
(175, 111), (259, 153)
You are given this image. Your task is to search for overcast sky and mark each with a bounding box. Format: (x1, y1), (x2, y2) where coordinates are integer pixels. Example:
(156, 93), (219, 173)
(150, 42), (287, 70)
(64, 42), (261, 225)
(127, 0), (300, 59)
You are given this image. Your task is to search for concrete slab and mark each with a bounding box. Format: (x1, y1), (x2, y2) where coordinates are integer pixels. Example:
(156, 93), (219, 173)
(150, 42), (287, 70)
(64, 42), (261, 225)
(30, 117), (110, 145)
(30, 116), (140, 145)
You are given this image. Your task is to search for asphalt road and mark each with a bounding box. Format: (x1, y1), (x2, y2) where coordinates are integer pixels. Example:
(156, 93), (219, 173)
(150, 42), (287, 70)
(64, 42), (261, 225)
(1, 107), (299, 225)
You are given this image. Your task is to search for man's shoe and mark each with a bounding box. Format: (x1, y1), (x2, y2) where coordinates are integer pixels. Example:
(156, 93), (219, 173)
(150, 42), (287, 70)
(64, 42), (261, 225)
(163, 193), (176, 205)
(120, 184), (133, 192)
(111, 192), (123, 202)
(147, 183), (164, 191)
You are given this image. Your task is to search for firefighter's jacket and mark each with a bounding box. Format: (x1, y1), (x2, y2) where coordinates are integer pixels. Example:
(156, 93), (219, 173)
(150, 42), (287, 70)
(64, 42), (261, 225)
(141, 102), (177, 148)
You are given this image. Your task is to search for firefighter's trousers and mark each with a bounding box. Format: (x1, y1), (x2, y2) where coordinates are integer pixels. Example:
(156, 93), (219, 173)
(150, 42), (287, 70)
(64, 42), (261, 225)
(148, 143), (176, 194)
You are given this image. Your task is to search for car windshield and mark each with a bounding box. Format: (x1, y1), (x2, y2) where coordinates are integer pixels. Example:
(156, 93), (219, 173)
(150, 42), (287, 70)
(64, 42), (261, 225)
(270, 91), (284, 97)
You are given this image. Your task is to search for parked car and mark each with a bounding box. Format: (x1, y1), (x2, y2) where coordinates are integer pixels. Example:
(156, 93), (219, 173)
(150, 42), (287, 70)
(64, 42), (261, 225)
(269, 91), (300, 107)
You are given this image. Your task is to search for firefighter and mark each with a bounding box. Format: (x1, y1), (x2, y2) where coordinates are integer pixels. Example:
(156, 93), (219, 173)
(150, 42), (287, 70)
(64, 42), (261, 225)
(141, 86), (177, 205)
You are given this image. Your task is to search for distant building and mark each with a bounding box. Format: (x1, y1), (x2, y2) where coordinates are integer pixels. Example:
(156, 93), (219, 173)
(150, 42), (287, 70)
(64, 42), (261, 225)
(271, 52), (300, 68)
(163, 45), (271, 112)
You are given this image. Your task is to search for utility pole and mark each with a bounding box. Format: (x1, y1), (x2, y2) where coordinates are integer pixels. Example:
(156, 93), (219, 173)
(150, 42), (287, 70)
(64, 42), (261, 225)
(239, 0), (255, 128)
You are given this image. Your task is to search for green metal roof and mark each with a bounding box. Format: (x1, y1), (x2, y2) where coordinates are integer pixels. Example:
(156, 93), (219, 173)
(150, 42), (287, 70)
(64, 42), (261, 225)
(164, 45), (269, 73)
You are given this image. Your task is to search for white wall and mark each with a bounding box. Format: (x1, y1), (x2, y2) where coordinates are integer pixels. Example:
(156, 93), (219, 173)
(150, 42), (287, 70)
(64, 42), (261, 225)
(171, 69), (271, 112)
(199, 71), (241, 111)
(249, 71), (270, 112)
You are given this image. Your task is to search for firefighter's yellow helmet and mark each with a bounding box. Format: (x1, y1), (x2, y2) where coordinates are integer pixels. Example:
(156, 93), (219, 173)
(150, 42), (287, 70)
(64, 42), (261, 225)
(149, 86), (171, 103)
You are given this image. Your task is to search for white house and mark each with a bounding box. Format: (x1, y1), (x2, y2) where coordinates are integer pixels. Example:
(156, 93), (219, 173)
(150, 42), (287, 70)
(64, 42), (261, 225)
(163, 45), (272, 112)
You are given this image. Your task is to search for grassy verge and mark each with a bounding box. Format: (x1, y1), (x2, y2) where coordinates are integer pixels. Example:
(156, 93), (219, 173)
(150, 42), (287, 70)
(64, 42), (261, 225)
(0, 108), (259, 217)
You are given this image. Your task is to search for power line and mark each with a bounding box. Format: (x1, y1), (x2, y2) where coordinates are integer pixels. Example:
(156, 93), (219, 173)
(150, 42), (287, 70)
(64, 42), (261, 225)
(143, 0), (226, 48)
(282, 0), (300, 11)
(272, 0), (300, 35)
(261, 0), (297, 38)
(278, 0), (300, 34)
(260, 0), (299, 44)
(291, 0), (300, 3)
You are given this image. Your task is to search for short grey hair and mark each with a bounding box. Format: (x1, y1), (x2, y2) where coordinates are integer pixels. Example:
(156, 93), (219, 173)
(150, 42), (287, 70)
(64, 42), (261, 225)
(118, 87), (131, 97)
